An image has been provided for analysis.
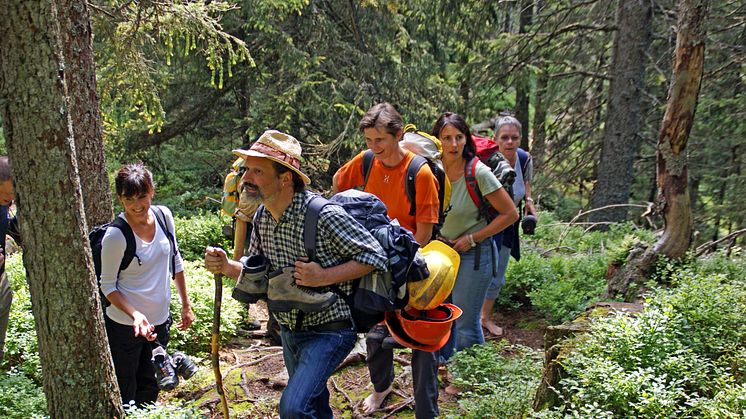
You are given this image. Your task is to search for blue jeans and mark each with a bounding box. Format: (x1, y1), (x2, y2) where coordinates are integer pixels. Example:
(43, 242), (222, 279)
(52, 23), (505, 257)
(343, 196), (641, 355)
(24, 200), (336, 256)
(279, 325), (357, 418)
(442, 240), (496, 358)
(485, 244), (510, 300)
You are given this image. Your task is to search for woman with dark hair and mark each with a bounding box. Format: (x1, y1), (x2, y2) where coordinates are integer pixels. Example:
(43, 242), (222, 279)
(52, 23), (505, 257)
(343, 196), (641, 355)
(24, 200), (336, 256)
(100, 163), (194, 406)
(432, 112), (517, 356)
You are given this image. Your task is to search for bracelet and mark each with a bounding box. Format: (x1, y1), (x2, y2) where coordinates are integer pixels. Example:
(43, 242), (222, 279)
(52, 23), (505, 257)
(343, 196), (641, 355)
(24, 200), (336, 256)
(525, 197), (534, 203)
(467, 234), (477, 248)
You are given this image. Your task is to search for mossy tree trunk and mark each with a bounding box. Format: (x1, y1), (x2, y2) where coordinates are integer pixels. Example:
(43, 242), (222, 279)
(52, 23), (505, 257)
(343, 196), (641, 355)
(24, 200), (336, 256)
(605, 0), (709, 300)
(590, 0), (653, 224)
(57, 0), (114, 228)
(0, 1), (124, 416)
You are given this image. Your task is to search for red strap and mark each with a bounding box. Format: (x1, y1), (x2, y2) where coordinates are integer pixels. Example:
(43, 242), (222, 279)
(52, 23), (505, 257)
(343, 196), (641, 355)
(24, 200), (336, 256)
(464, 157), (482, 211)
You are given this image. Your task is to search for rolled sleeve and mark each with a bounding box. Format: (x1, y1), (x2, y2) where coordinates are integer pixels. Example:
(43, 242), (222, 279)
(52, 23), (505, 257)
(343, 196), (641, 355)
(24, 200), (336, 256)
(100, 228), (126, 297)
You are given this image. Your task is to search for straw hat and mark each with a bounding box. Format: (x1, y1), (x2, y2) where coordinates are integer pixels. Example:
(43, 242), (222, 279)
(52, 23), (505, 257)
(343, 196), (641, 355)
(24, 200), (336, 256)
(233, 130), (311, 184)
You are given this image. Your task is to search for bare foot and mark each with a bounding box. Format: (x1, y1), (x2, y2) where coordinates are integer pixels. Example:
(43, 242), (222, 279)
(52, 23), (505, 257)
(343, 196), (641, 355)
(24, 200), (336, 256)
(482, 320), (503, 337)
(445, 384), (463, 395)
(361, 385), (392, 413)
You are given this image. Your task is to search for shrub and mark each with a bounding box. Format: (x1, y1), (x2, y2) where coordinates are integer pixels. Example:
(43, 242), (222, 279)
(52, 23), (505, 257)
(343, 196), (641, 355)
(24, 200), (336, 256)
(173, 212), (233, 262)
(124, 400), (202, 418)
(543, 265), (746, 417)
(446, 341), (543, 419)
(0, 371), (46, 418)
(528, 254), (608, 323)
(168, 261), (243, 357)
(2, 254), (41, 381)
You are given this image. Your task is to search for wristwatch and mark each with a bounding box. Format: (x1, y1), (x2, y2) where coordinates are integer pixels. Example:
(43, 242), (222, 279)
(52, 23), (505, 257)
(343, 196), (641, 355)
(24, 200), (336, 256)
(467, 234), (477, 248)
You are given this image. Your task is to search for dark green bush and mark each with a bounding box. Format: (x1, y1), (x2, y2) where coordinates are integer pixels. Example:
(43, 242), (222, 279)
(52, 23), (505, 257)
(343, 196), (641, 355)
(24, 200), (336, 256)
(173, 212), (233, 261)
(446, 341), (543, 419)
(168, 261), (243, 357)
(124, 400), (202, 418)
(3, 254), (41, 381)
(544, 260), (746, 417)
(0, 371), (46, 418)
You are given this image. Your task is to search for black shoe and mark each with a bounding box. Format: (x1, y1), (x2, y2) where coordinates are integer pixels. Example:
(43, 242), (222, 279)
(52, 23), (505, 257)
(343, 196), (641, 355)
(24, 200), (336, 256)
(172, 351), (198, 380)
(153, 347), (178, 390)
(366, 323), (389, 344)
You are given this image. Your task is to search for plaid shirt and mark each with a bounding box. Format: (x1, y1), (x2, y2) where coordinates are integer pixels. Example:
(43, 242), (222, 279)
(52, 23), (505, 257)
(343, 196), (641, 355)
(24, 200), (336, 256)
(245, 191), (387, 328)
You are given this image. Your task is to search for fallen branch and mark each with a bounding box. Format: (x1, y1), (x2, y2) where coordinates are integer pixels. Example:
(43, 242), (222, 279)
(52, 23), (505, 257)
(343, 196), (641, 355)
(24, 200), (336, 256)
(222, 351), (284, 375)
(331, 378), (360, 418)
(696, 227), (746, 256)
(393, 355), (411, 366)
(380, 396), (415, 418)
(559, 203), (651, 246)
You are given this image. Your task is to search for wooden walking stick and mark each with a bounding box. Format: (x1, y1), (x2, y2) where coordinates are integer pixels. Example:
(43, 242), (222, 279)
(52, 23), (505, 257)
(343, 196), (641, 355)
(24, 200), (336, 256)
(212, 272), (231, 418)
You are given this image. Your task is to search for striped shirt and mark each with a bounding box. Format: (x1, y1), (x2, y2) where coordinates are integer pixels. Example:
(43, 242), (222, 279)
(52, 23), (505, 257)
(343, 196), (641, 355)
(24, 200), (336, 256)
(246, 191), (387, 328)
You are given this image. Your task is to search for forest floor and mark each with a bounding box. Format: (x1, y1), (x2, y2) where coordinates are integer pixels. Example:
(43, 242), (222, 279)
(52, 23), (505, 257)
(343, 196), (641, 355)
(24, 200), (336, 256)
(166, 302), (546, 418)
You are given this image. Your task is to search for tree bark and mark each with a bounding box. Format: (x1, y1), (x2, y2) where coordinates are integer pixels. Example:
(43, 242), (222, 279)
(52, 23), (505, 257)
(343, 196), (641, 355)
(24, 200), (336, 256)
(650, 0), (707, 258)
(590, 0), (653, 224)
(0, 1), (124, 416)
(514, 0), (533, 149)
(57, 0), (114, 228)
(605, 0), (708, 300)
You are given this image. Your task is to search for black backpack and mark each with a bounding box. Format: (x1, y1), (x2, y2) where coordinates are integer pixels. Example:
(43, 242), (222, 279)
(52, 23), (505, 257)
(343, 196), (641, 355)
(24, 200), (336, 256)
(303, 191), (429, 333)
(89, 206), (177, 307)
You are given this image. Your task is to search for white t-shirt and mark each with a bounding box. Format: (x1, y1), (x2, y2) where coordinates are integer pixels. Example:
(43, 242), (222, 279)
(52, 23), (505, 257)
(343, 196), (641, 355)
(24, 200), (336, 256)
(100, 206), (183, 326)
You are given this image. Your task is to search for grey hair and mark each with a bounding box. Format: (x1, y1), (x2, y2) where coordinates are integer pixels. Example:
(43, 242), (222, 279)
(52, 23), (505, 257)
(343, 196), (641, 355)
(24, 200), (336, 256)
(495, 116), (522, 135)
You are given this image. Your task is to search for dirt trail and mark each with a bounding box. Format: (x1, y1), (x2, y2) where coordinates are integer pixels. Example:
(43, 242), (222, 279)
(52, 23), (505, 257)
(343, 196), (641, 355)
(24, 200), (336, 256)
(169, 303), (546, 418)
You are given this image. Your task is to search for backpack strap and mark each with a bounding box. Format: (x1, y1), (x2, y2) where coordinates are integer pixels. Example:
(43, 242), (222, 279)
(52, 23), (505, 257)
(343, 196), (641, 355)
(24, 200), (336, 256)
(303, 195), (331, 262)
(362, 150), (375, 190)
(110, 217), (140, 272)
(517, 148), (531, 178)
(404, 155), (427, 217)
(151, 205), (177, 280)
(464, 157), (484, 213)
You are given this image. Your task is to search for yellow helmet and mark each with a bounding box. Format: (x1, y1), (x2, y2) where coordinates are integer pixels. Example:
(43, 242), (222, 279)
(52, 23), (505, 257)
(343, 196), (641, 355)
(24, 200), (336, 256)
(407, 240), (460, 310)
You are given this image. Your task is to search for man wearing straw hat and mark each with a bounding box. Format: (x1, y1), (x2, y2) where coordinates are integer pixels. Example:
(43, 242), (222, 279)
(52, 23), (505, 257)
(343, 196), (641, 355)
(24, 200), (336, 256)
(205, 129), (387, 418)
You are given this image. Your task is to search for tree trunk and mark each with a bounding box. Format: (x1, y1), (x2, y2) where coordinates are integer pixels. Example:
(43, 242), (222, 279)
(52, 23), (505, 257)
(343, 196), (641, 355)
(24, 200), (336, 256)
(514, 0), (533, 149)
(532, 68), (548, 168)
(590, 0), (653, 224)
(57, 0), (114, 228)
(0, 1), (124, 416)
(605, 0), (708, 300)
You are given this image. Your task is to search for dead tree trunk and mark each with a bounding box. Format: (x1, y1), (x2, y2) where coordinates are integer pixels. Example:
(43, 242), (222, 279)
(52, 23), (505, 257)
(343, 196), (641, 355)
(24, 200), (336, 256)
(0, 1), (124, 416)
(605, 0), (708, 300)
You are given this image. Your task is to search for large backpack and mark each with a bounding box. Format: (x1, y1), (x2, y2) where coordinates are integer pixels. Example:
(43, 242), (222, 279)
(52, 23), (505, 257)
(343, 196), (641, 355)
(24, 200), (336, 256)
(468, 135), (533, 221)
(89, 206), (177, 307)
(221, 157), (247, 218)
(362, 124), (451, 241)
(303, 190), (429, 333)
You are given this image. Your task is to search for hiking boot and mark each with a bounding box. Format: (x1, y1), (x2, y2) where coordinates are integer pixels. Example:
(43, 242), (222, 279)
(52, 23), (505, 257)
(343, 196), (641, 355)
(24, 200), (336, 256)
(232, 254), (269, 304)
(266, 267), (338, 312)
(381, 336), (404, 350)
(172, 351), (198, 380)
(152, 346), (178, 390)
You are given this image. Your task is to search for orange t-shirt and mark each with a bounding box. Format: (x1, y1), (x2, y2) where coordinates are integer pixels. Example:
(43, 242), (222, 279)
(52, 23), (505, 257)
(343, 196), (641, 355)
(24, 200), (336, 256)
(335, 150), (440, 234)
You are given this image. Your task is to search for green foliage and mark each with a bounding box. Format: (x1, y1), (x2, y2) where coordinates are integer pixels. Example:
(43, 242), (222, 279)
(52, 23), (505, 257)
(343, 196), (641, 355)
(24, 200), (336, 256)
(527, 254), (608, 323)
(173, 212), (232, 262)
(2, 254), (41, 381)
(168, 261), (243, 357)
(124, 400), (202, 418)
(496, 214), (653, 323)
(94, 0), (252, 133)
(544, 259), (746, 417)
(446, 341), (543, 419)
(0, 371), (46, 418)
